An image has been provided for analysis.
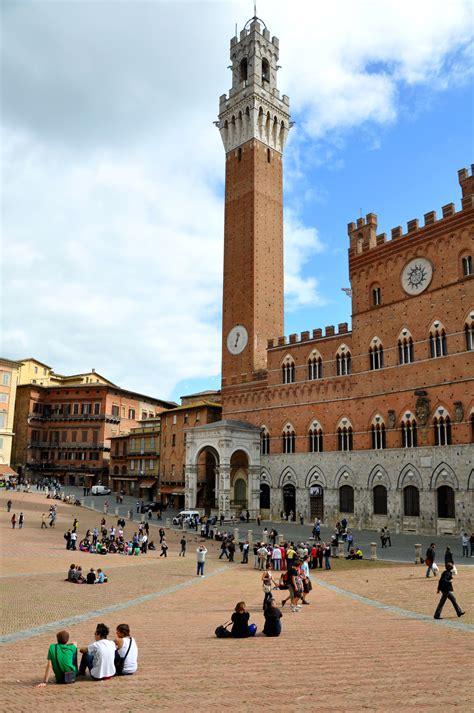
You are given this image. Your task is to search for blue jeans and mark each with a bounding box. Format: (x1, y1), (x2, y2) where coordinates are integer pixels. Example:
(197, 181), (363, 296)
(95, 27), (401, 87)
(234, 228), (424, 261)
(197, 561), (205, 575)
(325, 557), (331, 570)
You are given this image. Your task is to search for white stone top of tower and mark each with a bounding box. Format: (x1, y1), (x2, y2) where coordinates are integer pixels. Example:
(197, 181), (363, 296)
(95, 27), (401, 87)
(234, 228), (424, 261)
(216, 17), (292, 154)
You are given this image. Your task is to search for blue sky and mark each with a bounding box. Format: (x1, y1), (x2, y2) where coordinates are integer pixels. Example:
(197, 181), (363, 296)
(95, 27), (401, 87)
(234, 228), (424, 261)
(1, 0), (473, 403)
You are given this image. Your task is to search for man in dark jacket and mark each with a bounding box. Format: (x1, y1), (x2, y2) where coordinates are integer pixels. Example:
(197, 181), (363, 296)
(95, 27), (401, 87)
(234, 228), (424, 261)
(425, 543), (437, 577)
(434, 563), (465, 619)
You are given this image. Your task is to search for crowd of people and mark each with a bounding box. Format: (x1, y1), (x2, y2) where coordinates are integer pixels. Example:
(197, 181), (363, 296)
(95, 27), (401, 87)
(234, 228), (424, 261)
(63, 515), (156, 557)
(37, 623), (138, 685)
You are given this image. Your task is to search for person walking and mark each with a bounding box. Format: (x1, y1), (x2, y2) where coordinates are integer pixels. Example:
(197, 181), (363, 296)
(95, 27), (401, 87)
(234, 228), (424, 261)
(160, 539), (168, 558)
(41, 513), (47, 529)
(11, 513), (16, 529)
(227, 540), (236, 562)
(425, 543), (437, 577)
(434, 562), (465, 619)
(159, 528), (165, 544)
(179, 536), (187, 557)
(196, 543), (207, 576)
(18, 512), (24, 529)
(219, 540), (228, 560)
(461, 533), (469, 558)
(444, 546), (454, 568)
(6, 499), (12, 513)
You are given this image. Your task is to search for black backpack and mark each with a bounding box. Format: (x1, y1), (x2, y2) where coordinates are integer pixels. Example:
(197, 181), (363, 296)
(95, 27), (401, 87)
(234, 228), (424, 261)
(215, 622), (231, 639)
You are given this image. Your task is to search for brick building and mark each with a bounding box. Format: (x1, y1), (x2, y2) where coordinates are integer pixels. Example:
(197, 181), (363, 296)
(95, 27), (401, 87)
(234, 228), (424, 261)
(109, 420), (160, 499)
(11, 365), (174, 486)
(184, 16), (474, 534)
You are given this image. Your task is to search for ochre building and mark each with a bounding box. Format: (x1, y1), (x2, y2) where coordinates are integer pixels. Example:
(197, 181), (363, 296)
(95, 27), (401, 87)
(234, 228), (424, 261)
(184, 16), (474, 535)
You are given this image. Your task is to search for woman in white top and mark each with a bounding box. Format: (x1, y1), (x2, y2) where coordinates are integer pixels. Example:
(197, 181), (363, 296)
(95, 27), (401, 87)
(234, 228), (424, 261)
(114, 624), (138, 675)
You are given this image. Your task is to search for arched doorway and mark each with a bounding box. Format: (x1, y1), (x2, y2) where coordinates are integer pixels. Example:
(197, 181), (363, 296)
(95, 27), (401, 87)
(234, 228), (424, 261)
(309, 485), (324, 520)
(231, 450), (249, 512)
(196, 447), (219, 512)
(437, 485), (455, 518)
(283, 483), (296, 519)
(260, 483), (270, 510)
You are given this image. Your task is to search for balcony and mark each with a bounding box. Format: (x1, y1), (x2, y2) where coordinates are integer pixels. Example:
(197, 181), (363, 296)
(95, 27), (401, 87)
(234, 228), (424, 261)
(28, 412), (120, 424)
(126, 448), (159, 456)
(28, 441), (110, 451)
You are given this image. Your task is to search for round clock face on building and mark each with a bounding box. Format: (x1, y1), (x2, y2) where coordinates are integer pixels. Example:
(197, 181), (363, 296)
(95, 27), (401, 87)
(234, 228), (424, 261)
(401, 258), (433, 295)
(226, 325), (248, 355)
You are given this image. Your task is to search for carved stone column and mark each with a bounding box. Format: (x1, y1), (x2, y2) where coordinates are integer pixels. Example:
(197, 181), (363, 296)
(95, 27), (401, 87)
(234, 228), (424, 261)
(248, 465), (261, 519)
(185, 464), (197, 510)
(218, 464), (231, 518)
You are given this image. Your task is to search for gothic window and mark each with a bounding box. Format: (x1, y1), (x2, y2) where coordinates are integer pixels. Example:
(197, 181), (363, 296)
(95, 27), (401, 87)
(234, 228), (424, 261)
(337, 421), (353, 451)
(372, 286), (381, 306)
(371, 418), (386, 449)
(462, 255), (472, 277)
(433, 413), (452, 446)
(308, 421), (323, 453)
(238, 147), (242, 162)
(465, 315), (474, 351)
(260, 428), (270, 455)
(403, 486), (420, 517)
(398, 329), (414, 364)
(239, 57), (248, 83)
(308, 351), (322, 380)
(262, 57), (270, 83)
(339, 485), (354, 513)
(429, 322), (447, 358)
(282, 424), (296, 454)
(373, 485), (387, 515)
(401, 414), (418, 448)
(282, 357), (296, 384)
(336, 346), (351, 376)
(369, 338), (384, 370)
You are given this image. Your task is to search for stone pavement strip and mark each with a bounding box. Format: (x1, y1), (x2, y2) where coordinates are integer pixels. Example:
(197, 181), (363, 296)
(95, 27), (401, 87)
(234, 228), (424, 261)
(0, 491), (473, 712)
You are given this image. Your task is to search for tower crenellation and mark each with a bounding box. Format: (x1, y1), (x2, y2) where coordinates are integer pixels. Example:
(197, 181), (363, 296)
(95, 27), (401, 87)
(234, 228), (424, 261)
(216, 17), (291, 154)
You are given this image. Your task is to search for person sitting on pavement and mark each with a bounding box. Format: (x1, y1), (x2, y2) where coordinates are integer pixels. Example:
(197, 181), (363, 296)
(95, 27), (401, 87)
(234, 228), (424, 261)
(113, 624), (138, 675)
(230, 601), (256, 638)
(263, 598), (283, 637)
(67, 564), (77, 582)
(36, 630), (78, 687)
(96, 568), (107, 583)
(78, 623), (116, 680)
(86, 568), (97, 585)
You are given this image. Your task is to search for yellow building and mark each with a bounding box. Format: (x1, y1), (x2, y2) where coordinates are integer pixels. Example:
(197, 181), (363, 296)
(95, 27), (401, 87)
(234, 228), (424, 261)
(17, 358), (114, 387)
(0, 358), (21, 469)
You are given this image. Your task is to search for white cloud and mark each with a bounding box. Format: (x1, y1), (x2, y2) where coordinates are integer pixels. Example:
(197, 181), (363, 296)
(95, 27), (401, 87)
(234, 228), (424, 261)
(1, 0), (472, 398)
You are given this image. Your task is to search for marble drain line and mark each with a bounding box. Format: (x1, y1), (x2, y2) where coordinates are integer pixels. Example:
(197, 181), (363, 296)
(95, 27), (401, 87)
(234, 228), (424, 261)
(0, 566), (228, 646)
(313, 576), (474, 633)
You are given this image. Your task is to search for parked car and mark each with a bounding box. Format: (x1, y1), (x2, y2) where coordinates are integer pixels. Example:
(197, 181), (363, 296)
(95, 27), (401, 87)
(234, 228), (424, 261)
(172, 509), (201, 525)
(91, 485), (111, 496)
(141, 501), (161, 513)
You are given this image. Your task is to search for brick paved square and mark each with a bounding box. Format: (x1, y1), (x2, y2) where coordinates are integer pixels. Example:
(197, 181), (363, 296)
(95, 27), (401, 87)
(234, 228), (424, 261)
(0, 491), (472, 712)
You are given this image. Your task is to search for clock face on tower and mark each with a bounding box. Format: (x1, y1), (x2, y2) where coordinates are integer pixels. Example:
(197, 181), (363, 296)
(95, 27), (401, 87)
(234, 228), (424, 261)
(227, 325), (248, 355)
(401, 257), (433, 295)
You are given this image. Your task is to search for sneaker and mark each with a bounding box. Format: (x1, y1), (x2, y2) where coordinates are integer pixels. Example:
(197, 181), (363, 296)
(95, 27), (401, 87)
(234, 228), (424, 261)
(201, 575), (205, 577)
(302, 601), (310, 605)
(296, 604), (302, 609)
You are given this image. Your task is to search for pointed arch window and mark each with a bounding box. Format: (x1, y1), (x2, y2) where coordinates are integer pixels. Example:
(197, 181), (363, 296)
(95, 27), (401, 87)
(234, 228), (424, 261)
(337, 421), (353, 451)
(373, 485), (387, 515)
(239, 57), (248, 83)
(262, 57), (270, 83)
(429, 322), (447, 358)
(336, 346), (351, 376)
(308, 351), (322, 380)
(433, 412), (452, 446)
(339, 484), (354, 513)
(403, 485), (420, 517)
(260, 428), (270, 456)
(465, 314), (474, 351)
(369, 338), (384, 370)
(371, 418), (386, 449)
(282, 425), (296, 454)
(308, 421), (323, 453)
(401, 413), (418, 448)
(398, 330), (414, 364)
(282, 357), (296, 384)
(462, 255), (472, 277)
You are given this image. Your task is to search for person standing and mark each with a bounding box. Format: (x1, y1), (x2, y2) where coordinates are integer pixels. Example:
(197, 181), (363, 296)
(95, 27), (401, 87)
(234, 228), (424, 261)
(246, 510), (250, 523)
(385, 528), (392, 547)
(18, 512), (24, 529)
(470, 532), (474, 557)
(241, 540), (249, 564)
(425, 543), (437, 577)
(41, 513), (47, 529)
(160, 539), (168, 558)
(179, 536), (187, 557)
(346, 529), (354, 552)
(70, 531), (77, 551)
(380, 528), (386, 549)
(227, 540), (236, 562)
(461, 533), (469, 558)
(434, 563), (465, 619)
(219, 540), (228, 560)
(196, 543), (207, 576)
(444, 546), (454, 568)
(272, 545), (281, 571)
(6, 499), (12, 512)
(11, 513), (16, 529)
(323, 542), (331, 570)
(159, 527), (165, 544)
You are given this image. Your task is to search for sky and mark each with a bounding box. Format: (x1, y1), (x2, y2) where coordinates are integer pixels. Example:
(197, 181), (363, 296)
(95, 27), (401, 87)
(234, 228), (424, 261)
(1, 0), (473, 403)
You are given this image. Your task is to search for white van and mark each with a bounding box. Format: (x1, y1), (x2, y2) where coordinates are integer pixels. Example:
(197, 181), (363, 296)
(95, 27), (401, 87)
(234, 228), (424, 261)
(91, 485), (111, 496)
(172, 509), (200, 525)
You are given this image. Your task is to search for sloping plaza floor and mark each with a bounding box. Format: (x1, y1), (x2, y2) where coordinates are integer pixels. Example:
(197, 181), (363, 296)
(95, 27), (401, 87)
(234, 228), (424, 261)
(0, 491), (472, 712)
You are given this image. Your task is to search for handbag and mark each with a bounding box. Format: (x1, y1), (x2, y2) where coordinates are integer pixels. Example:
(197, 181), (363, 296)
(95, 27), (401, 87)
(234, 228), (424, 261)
(114, 637), (133, 675)
(215, 622), (232, 638)
(53, 645), (76, 684)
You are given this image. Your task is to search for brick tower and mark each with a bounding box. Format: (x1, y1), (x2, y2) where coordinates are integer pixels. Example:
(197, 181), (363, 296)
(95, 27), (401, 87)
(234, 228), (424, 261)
(217, 17), (291, 389)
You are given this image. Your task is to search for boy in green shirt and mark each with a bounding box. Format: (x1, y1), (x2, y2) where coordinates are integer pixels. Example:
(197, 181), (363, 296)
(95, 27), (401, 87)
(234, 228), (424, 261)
(37, 630), (78, 686)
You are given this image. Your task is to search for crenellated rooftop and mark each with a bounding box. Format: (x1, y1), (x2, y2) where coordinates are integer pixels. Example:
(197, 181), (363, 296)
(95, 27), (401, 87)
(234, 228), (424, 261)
(267, 322), (350, 350)
(348, 166), (474, 257)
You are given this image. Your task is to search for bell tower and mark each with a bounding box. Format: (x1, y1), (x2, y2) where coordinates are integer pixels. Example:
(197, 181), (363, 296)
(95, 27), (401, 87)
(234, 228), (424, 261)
(217, 16), (291, 390)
